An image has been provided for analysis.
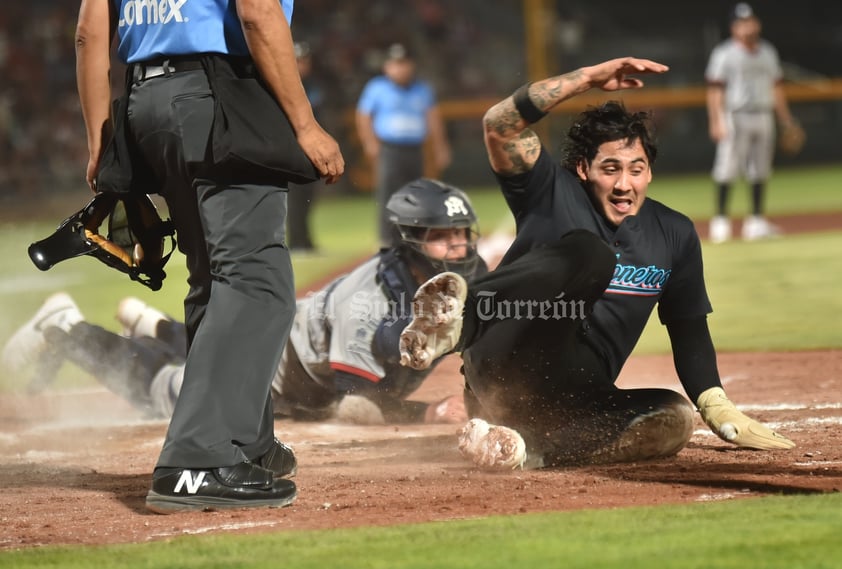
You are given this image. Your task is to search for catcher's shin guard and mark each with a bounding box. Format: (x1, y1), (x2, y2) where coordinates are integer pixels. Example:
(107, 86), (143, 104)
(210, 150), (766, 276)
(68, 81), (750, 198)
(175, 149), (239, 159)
(28, 192), (175, 290)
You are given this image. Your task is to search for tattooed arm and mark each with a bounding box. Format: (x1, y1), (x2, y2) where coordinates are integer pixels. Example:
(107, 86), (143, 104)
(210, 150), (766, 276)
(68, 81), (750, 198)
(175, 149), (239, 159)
(482, 57), (669, 176)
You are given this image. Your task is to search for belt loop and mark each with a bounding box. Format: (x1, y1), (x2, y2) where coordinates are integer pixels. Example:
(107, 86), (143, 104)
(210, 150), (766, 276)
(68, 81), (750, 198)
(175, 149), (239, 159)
(131, 63), (142, 85)
(162, 58), (172, 78)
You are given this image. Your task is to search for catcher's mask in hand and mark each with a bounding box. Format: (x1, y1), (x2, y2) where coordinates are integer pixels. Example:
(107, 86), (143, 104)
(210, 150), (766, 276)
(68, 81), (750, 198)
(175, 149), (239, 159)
(28, 192), (176, 291)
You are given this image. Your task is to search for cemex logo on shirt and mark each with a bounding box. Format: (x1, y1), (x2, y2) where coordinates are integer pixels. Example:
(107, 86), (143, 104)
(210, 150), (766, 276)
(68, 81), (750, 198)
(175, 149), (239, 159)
(119, 0), (189, 27)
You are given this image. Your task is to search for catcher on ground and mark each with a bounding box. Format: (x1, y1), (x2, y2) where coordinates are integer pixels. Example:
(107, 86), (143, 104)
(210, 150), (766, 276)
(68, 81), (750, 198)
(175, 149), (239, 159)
(3, 179), (485, 427)
(399, 56), (795, 470)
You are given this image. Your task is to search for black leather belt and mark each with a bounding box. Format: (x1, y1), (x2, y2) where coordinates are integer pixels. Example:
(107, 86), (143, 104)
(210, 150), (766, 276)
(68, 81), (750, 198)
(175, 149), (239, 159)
(132, 58), (204, 82)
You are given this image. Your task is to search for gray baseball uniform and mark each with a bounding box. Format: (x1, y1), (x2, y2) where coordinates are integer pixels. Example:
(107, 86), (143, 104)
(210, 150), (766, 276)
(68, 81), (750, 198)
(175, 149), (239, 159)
(284, 255), (417, 391)
(706, 37), (782, 183)
(147, 251), (447, 422)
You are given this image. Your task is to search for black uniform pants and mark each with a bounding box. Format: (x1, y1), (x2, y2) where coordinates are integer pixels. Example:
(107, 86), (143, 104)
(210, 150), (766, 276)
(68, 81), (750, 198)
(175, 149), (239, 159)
(271, 343), (340, 421)
(128, 67), (295, 469)
(460, 229), (687, 465)
(286, 180), (319, 250)
(44, 323), (179, 414)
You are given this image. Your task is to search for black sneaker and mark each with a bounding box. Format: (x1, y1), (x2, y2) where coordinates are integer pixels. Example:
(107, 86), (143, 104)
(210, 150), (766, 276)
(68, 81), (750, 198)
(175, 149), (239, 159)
(146, 461), (297, 514)
(255, 438), (298, 478)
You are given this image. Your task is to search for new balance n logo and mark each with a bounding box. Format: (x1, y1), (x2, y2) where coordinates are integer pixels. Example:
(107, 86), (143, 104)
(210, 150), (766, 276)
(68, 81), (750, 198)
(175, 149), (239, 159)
(173, 470), (206, 494)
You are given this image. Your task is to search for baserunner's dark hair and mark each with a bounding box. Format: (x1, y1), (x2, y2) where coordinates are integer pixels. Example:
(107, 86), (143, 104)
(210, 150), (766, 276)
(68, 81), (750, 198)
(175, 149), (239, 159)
(560, 101), (657, 172)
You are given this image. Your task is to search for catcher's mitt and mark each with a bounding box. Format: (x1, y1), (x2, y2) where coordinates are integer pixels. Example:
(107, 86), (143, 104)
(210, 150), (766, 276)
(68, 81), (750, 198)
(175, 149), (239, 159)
(778, 120), (806, 156)
(28, 192), (176, 290)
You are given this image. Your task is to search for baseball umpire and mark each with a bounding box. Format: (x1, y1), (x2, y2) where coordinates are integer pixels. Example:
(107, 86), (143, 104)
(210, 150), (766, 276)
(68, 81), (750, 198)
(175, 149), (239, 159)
(76, 0), (343, 513)
(4, 179), (485, 426)
(399, 57), (795, 470)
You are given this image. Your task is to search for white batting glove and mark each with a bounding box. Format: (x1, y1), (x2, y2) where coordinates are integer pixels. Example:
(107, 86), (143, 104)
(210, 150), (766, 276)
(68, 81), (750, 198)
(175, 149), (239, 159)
(696, 387), (795, 450)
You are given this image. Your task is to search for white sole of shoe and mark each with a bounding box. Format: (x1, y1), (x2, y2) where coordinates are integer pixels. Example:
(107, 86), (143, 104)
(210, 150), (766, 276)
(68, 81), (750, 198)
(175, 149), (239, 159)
(458, 418), (527, 470)
(1, 292), (81, 372)
(145, 490), (297, 514)
(399, 272), (467, 370)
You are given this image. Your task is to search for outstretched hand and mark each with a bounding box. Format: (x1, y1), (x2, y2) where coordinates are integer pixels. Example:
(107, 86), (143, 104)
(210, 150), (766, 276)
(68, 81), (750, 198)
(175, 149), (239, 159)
(585, 57), (669, 92)
(697, 387), (795, 450)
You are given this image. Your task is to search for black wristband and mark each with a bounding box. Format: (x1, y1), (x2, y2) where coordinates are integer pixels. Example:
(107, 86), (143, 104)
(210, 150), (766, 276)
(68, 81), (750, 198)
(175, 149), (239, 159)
(512, 82), (548, 124)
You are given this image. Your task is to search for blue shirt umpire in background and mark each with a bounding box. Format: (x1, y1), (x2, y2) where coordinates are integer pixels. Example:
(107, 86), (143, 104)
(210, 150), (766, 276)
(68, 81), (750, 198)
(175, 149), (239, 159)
(356, 43), (451, 247)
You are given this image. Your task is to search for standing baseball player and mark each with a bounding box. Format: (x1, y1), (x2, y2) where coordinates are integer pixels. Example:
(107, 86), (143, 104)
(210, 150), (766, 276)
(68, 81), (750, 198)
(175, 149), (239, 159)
(705, 3), (799, 243)
(399, 57), (795, 470)
(3, 179), (484, 426)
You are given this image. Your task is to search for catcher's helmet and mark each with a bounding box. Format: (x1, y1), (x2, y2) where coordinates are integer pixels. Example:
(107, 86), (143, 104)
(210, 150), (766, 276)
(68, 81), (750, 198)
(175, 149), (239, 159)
(28, 192), (176, 291)
(386, 178), (481, 278)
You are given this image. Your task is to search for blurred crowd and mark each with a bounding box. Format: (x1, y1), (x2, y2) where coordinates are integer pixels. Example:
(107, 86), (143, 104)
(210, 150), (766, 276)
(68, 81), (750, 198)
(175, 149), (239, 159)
(292, 0), (524, 104)
(1, 2), (87, 199)
(1, 0), (840, 198)
(0, 0), (523, 199)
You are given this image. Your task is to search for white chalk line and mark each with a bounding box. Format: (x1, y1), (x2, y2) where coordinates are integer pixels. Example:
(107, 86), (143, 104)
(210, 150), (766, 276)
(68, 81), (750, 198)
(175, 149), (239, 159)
(147, 520), (284, 539)
(738, 402), (842, 411)
(696, 490), (752, 502)
(693, 415), (842, 438)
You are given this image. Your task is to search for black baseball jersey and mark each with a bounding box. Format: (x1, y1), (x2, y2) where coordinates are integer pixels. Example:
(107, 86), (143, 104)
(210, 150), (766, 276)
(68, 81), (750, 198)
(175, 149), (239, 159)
(495, 147), (712, 380)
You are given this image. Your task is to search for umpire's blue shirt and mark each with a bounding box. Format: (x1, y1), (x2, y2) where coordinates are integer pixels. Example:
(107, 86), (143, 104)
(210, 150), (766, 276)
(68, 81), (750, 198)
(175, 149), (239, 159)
(357, 77), (435, 145)
(114, 0), (294, 63)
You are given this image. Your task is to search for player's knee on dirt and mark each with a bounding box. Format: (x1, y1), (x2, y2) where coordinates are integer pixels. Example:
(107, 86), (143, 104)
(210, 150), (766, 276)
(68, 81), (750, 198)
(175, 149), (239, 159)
(591, 397), (695, 464)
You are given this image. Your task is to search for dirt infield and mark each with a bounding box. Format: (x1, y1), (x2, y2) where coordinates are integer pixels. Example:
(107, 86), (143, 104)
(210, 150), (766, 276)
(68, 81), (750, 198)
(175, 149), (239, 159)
(1, 349), (840, 549)
(1, 211), (840, 550)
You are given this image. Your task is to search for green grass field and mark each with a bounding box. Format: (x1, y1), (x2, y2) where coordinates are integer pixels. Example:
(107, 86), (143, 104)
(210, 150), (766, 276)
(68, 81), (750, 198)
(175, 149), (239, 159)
(1, 164), (841, 564)
(4, 493), (842, 568)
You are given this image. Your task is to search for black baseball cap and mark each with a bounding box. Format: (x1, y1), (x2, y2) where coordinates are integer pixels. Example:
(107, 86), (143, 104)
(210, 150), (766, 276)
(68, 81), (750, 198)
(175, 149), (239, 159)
(731, 2), (756, 21)
(385, 43), (412, 61)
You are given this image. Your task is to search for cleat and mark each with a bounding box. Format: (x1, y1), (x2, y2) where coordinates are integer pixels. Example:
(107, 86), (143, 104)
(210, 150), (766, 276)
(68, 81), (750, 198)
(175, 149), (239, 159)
(741, 215), (782, 241)
(145, 462), (297, 514)
(399, 272), (467, 370)
(254, 438), (298, 478)
(458, 418), (527, 470)
(116, 297), (170, 338)
(708, 215), (732, 244)
(1, 292), (83, 373)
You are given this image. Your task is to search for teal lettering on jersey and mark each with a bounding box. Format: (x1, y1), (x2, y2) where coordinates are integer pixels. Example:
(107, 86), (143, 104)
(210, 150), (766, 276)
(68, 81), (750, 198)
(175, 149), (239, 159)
(607, 263), (671, 297)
